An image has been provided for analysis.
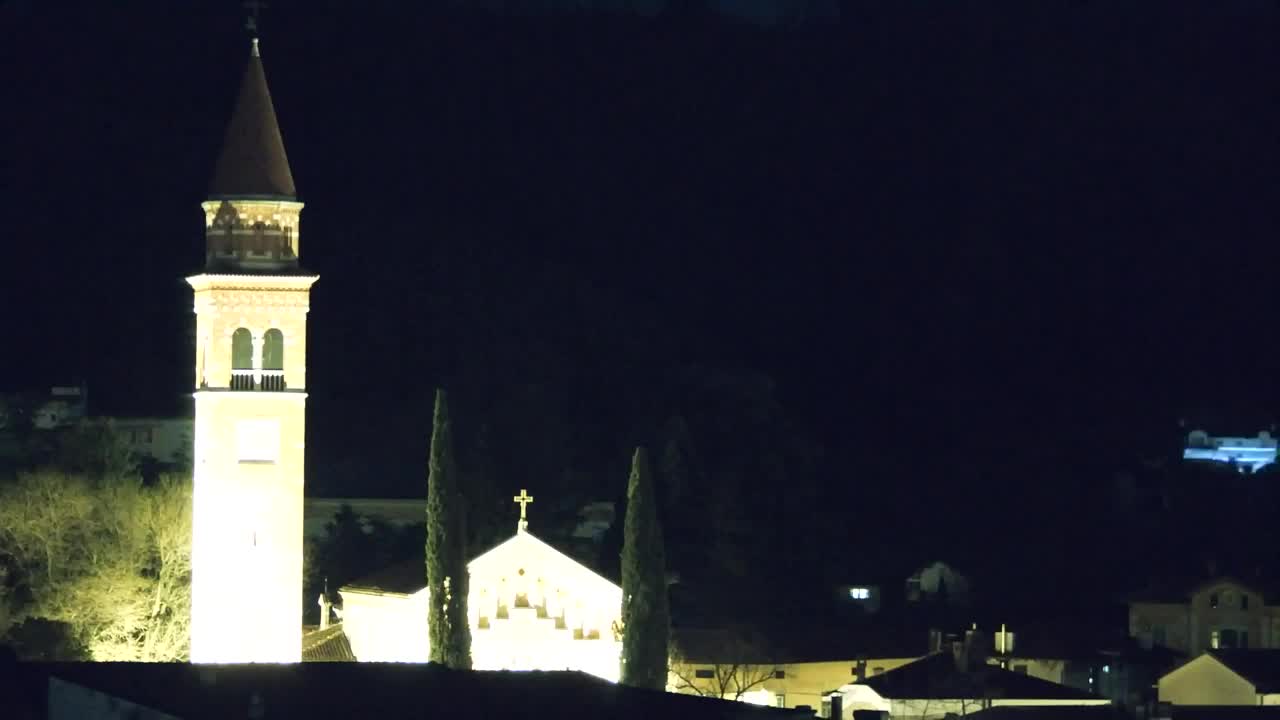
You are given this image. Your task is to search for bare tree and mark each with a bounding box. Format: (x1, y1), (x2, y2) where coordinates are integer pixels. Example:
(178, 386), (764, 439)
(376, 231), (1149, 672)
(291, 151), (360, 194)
(669, 626), (781, 702)
(0, 471), (191, 661)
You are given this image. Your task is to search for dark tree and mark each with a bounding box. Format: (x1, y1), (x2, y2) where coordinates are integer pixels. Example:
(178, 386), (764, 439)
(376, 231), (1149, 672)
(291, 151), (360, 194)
(426, 389), (471, 669)
(621, 446), (670, 689)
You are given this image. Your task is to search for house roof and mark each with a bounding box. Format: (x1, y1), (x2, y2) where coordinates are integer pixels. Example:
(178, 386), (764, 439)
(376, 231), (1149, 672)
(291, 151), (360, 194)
(858, 652), (1103, 701)
(1169, 708), (1280, 720)
(301, 624), (356, 662)
(26, 662), (811, 720)
(964, 706), (1127, 720)
(1208, 649), (1280, 693)
(209, 40), (296, 199)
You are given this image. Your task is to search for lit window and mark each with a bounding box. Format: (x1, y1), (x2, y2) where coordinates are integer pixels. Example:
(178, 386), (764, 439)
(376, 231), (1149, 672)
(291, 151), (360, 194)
(1211, 630), (1221, 649)
(849, 587), (870, 600)
(237, 419), (280, 463)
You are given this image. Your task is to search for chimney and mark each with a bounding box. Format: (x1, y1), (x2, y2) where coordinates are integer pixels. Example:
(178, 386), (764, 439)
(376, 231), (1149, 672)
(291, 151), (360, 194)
(952, 640), (967, 672)
(318, 592), (332, 630)
(928, 628), (943, 653)
(829, 692), (844, 720)
(994, 624), (1015, 656)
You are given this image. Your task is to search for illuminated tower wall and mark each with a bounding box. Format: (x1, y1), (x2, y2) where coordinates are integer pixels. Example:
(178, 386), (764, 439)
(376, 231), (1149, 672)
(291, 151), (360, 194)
(188, 39), (317, 663)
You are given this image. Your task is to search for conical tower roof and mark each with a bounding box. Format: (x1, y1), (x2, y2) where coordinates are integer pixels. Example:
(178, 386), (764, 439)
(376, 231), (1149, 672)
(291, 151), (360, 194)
(209, 39), (296, 199)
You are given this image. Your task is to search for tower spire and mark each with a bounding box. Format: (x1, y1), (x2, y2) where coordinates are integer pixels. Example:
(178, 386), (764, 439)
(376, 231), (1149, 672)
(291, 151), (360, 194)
(209, 37), (294, 199)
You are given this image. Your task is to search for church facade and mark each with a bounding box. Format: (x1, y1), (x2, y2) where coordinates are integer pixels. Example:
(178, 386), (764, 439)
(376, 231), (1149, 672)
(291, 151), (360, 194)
(338, 493), (624, 682)
(189, 38), (317, 664)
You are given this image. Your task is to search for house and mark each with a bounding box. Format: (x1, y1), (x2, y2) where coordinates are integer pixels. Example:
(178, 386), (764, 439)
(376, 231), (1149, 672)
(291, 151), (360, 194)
(833, 648), (1111, 719)
(990, 617), (1184, 708)
(1129, 576), (1280, 656)
(15, 660), (816, 720)
(1157, 649), (1280, 706)
(962, 707), (1130, 719)
(111, 416), (192, 467)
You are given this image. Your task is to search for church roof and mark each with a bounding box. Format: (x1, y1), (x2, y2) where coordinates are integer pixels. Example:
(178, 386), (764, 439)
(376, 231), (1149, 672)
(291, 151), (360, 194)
(341, 529), (618, 597)
(343, 557), (423, 596)
(209, 39), (296, 199)
(301, 624), (356, 662)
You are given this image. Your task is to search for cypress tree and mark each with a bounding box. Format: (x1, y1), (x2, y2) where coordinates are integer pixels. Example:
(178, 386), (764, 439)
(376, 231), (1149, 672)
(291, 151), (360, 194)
(621, 446), (670, 689)
(426, 388), (472, 669)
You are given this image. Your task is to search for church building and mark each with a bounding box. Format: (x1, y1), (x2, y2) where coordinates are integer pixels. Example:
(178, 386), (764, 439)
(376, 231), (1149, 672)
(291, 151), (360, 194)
(336, 490), (625, 682)
(188, 37), (317, 664)
(191, 35), (624, 678)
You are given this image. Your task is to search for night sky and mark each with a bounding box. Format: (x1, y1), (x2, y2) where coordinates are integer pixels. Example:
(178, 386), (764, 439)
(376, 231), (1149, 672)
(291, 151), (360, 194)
(3, 1), (1278, 611)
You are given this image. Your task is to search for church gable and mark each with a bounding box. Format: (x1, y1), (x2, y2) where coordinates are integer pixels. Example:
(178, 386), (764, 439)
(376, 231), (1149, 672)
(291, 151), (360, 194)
(469, 530), (621, 601)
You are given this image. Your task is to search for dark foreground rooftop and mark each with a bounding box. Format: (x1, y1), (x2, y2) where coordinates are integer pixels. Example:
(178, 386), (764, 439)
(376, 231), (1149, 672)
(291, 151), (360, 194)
(16, 660), (811, 720)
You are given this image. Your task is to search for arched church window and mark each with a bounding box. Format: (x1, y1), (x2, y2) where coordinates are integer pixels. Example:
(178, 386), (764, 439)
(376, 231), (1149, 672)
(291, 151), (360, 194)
(261, 329), (285, 391)
(231, 328), (253, 390)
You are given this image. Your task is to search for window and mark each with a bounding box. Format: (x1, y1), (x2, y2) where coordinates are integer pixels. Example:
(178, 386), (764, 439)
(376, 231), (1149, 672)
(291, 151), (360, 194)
(774, 670), (786, 679)
(695, 669), (714, 679)
(1210, 594), (1219, 609)
(236, 419), (280, 463)
(849, 587), (870, 600)
(262, 329), (284, 371)
(1211, 630), (1221, 649)
(231, 328), (253, 369)
(775, 695), (786, 708)
(1153, 626), (1167, 647)
(1242, 594), (1250, 610)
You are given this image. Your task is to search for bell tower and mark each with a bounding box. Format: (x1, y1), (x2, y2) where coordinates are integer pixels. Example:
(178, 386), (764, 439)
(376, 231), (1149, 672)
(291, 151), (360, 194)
(188, 37), (317, 663)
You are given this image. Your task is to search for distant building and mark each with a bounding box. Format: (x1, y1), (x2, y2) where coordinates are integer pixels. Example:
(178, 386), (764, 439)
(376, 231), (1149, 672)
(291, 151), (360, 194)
(0, 384), (88, 431)
(1183, 429), (1277, 472)
(906, 561), (972, 606)
(112, 417), (192, 467)
(1129, 577), (1280, 657)
(1157, 649), (1280, 706)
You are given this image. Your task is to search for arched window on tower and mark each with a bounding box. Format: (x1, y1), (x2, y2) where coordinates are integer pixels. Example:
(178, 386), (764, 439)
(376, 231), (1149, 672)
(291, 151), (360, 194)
(252, 223), (266, 255)
(231, 328), (254, 390)
(261, 329), (285, 391)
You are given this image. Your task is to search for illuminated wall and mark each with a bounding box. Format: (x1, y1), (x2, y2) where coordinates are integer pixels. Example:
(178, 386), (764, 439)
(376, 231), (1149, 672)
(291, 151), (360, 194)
(1183, 429), (1277, 472)
(188, 271), (317, 664)
(340, 529), (623, 681)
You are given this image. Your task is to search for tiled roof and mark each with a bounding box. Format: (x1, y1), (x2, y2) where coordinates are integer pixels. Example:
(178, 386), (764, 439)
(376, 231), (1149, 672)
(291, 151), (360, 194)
(28, 662), (812, 720)
(965, 706), (1127, 720)
(859, 652), (1103, 701)
(209, 41), (295, 199)
(302, 624), (356, 662)
(1209, 649), (1280, 693)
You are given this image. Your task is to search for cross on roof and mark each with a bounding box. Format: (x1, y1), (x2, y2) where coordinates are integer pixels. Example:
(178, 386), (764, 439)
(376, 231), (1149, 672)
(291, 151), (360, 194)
(513, 489), (533, 533)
